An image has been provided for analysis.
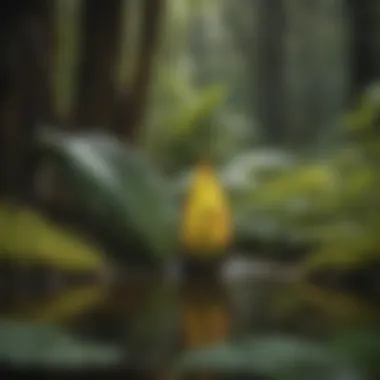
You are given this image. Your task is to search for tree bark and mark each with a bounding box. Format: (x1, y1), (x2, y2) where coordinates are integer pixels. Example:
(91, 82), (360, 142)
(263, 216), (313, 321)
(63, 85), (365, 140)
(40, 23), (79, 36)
(0, 0), (55, 200)
(114, 0), (166, 142)
(256, 0), (286, 145)
(348, 0), (380, 102)
(72, 0), (123, 129)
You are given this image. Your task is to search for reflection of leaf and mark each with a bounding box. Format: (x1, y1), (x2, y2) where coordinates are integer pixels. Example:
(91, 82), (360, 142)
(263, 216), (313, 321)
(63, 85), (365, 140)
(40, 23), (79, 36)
(273, 283), (380, 328)
(0, 320), (122, 368)
(24, 286), (107, 323)
(304, 286), (380, 324)
(129, 280), (178, 344)
(0, 204), (105, 271)
(38, 130), (179, 264)
(126, 280), (178, 366)
(179, 336), (358, 380)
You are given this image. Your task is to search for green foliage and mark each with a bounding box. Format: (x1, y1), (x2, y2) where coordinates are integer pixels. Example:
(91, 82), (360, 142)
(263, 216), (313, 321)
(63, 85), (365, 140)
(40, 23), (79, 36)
(303, 86), (380, 271)
(145, 0), (260, 173)
(0, 320), (122, 368)
(168, 85), (226, 137)
(333, 330), (380, 379)
(221, 85), (380, 275)
(37, 129), (179, 265)
(222, 149), (295, 186)
(236, 161), (341, 249)
(168, 85), (380, 274)
(178, 335), (358, 380)
(145, 83), (227, 174)
(0, 204), (105, 272)
(305, 228), (378, 271)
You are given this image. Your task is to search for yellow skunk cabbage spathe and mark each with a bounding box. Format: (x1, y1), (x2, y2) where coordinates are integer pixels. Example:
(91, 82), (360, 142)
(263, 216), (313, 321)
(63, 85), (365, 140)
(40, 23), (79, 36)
(180, 161), (233, 259)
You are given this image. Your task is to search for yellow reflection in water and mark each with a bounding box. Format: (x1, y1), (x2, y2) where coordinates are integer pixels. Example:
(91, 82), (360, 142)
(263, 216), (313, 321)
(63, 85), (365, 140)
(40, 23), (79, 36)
(180, 280), (231, 380)
(180, 280), (230, 349)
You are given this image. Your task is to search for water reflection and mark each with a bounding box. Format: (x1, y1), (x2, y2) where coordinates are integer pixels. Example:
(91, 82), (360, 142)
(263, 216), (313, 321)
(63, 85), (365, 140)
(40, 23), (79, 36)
(271, 282), (380, 335)
(180, 279), (230, 350)
(0, 270), (379, 378)
(179, 279), (231, 380)
(22, 285), (107, 323)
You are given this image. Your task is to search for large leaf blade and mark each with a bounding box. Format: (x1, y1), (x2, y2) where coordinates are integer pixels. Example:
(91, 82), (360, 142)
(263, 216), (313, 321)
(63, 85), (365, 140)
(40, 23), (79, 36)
(38, 130), (179, 264)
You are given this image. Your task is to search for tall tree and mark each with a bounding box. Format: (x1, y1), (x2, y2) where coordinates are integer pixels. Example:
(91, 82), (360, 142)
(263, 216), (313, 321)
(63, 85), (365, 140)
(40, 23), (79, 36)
(256, 0), (286, 145)
(72, 0), (123, 129)
(72, 0), (166, 143)
(348, 0), (380, 101)
(0, 0), (54, 200)
(114, 0), (166, 142)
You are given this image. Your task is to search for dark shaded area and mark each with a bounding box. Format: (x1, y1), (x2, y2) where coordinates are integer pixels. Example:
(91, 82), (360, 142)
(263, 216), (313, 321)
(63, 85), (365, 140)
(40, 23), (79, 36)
(114, 0), (166, 141)
(348, 0), (380, 102)
(308, 261), (380, 301)
(181, 254), (228, 280)
(72, 0), (166, 142)
(0, 367), (150, 379)
(0, 258), (102, 313)
(0, 0), (53, 200)
(73, 0), (123, 128)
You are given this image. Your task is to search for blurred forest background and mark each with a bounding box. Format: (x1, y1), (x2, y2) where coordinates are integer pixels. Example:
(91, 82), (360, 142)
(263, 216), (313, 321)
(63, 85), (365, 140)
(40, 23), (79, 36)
(0, 0), (380, 378)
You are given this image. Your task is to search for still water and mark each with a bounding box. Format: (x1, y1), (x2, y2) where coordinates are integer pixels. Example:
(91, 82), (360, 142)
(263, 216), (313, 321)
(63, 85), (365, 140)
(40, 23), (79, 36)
(0, 261), (379, 379)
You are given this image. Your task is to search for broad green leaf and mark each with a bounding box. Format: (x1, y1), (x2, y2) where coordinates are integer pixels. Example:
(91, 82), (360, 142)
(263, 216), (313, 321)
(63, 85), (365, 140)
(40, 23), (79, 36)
(0, 204), (106, 272)
(276, 283), (380, 328)
(37, 130), (179, 265)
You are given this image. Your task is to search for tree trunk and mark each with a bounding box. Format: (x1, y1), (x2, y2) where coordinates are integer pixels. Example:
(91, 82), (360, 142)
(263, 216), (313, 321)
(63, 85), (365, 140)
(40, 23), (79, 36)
(256, 0), (286, 145)
(0, 0), (54, 200)
(348, 0), (380, 101)
(72, 0), (123, 129)
(114, 0), (166, 142)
